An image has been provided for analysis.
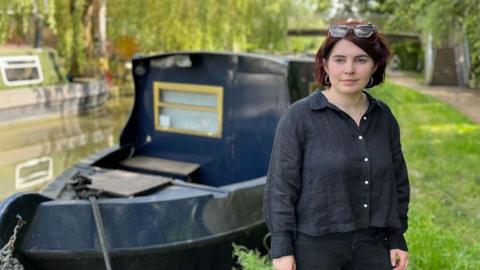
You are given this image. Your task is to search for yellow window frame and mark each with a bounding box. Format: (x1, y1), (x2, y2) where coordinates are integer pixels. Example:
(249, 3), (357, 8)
(153, 81), (224, 138)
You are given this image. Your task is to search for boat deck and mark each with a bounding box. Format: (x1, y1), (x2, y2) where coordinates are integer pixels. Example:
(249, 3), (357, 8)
(120, 156), (200, 178)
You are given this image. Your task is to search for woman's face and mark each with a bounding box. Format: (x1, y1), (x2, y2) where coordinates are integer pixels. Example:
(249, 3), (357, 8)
(323, 39), (377, 94)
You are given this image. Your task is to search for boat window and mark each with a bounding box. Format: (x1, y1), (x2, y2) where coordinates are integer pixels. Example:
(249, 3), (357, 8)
(0, 55), (44, 86)
(153, 82), (223, 138)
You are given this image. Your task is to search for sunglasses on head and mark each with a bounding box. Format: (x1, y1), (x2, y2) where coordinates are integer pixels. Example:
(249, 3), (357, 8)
(328, 24), (377, 38)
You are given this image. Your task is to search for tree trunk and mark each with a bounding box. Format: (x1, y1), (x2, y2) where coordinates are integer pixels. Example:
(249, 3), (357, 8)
(99, 0), (107, 57)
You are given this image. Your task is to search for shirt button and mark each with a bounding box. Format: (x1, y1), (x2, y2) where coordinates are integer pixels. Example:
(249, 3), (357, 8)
(358, 135), (363, 140)
(364, 157), (369, 162)
(365, 180), (369, 184)
(363, 204), (368, 208)
(363, 116), (367, 120)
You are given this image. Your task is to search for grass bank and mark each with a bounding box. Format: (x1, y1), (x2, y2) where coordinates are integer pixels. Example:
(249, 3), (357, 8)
(234, 82), (480, 269)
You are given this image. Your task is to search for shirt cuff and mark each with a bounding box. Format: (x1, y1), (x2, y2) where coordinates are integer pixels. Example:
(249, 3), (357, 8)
(386, 232), (408, 251)
(270, 232), (294, 259)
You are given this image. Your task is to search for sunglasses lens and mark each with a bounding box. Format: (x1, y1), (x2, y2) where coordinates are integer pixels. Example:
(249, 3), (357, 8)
(328, 24), (377, 38)
(354, 25), (375, 37)
(329, 25), (349, 37)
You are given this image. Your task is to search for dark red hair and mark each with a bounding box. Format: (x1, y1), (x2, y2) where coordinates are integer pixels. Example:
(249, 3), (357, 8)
(314, 21), (391, 89)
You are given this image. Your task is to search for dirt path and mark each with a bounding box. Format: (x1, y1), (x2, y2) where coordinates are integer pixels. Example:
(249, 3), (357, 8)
(387, 71), (480, 124)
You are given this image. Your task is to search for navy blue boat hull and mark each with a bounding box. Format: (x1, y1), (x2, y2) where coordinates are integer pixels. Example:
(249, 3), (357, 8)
(23, 222), (267, 270)
(0, 170), (268, 270)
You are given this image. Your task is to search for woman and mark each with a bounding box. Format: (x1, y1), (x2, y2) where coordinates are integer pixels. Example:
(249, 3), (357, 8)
(264, 22), (410, 270)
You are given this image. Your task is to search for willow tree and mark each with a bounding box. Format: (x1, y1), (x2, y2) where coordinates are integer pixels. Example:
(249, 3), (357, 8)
(0, 0), (56, 44)
(2, 0), (321, 77)
(53, 0), (85, 77)
(0, 0), (97, 77)
(54, 0), (109, 77)
(107, 0), (291, 54)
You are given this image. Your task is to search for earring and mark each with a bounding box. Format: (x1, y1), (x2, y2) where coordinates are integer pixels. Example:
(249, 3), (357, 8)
(324, 74), (331, 85)
(367, 77), (373, 87)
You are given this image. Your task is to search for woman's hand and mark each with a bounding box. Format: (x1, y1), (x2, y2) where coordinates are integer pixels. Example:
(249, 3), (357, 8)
(390, 249), (408, 270)
(272, 255), (296, 270)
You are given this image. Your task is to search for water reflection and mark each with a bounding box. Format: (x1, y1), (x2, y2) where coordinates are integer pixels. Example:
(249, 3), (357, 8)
(0, 96), (133, 199)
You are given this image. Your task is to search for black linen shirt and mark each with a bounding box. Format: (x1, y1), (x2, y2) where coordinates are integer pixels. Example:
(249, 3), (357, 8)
(263, 90), (410, 259)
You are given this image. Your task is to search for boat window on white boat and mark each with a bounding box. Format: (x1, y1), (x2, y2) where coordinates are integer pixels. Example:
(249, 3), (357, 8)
(0, 55), (44, 86)
(153, 82), (224, 138)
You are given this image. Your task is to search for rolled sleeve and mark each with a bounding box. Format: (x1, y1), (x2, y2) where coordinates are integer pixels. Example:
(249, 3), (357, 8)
(263, 108), (303, 258)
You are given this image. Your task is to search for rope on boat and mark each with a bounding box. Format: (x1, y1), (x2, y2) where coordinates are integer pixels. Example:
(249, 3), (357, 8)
(70, 173), (113, 270)
(88, 194), (113, 270)
(0, 215), (26, 270)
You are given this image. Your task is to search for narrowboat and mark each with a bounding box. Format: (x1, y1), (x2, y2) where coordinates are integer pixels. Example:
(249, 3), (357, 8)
(0, 52), (315, 270)
(0, 47), (108, 125)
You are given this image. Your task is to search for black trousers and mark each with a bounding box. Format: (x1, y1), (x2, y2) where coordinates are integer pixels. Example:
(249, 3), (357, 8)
(294, 227), (392, 270)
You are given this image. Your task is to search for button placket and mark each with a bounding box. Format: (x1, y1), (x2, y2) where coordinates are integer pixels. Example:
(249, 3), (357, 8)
(356, 128), (371, 220)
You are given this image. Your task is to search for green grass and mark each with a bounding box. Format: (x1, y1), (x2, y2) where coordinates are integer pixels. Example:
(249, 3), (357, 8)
(396, 70), (425, 85)
(373, 82), (480, 269)
(234, 82), (480, 269)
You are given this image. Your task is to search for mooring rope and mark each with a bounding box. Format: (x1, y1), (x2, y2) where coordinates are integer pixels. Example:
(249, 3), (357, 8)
(88, 194), (113, 270)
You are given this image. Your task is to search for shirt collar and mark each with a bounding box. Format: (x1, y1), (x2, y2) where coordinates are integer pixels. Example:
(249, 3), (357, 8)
(308, 89), (384, 112)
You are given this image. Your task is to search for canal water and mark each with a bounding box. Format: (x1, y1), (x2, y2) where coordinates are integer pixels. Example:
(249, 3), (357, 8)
(0, 96), (133, 200)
